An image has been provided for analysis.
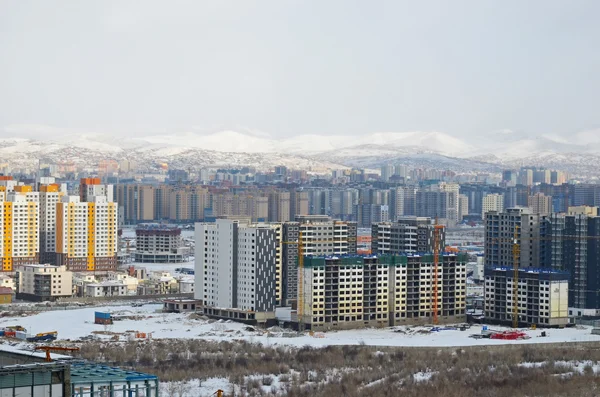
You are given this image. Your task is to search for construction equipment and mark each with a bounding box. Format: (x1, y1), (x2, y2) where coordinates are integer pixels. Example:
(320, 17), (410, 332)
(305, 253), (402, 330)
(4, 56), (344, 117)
(34, 346), (80, 362)
(213, 390), (224, 397)
(26, 331), (58, 342)
(432, 220), (444, 325)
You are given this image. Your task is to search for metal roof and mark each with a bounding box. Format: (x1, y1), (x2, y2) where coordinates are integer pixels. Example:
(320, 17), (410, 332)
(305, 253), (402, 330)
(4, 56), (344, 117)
(69, 362), (157, 384)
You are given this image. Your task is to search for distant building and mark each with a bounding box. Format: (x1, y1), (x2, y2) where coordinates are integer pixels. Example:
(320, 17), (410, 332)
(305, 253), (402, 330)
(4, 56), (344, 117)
(481, 193), (504, 220)
(134, 225), (188, 263)
(371, 217), (445, 254)
(484, 267), (569, 327)
(528, 192), (552, 215)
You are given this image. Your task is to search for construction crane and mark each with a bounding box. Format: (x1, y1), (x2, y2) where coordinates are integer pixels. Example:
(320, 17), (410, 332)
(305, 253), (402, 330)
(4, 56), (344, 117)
(282, 231), (356, 332)
(432, 220), (445, 325)
(34, 346), (80, 362)
(512, 226), (520, 328)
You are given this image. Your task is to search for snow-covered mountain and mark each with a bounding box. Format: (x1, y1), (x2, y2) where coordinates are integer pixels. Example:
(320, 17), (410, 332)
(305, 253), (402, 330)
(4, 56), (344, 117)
(1, 129), (599, 176)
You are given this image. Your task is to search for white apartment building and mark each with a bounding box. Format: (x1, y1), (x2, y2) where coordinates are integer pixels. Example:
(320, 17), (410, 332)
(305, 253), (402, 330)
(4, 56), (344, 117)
(15, 264), (73, 301)
(0, 187), (39, 272)
(55, 195), (118, 272)
(195, 219), (277, 323)
(39, 184), (67, 263)
(482, 193), (504, 220)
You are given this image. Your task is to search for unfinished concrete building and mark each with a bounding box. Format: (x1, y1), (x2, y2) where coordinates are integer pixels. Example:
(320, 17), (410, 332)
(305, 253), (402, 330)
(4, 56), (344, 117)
(484, 267), (569, 327)
(300, 253), (467, 330)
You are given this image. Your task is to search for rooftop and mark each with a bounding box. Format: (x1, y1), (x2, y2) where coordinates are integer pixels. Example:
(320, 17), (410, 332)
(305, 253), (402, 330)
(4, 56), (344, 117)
(70, 362), (158, 384)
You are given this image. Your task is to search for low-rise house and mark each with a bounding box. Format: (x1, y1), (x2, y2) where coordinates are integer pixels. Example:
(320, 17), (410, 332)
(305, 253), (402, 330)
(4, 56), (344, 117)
(0, 287), (13, 304)
(85, 281), (129, 297)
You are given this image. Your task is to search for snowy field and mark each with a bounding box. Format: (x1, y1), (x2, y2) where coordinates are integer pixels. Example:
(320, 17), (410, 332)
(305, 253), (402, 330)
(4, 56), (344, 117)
(0, 304), (599, 347)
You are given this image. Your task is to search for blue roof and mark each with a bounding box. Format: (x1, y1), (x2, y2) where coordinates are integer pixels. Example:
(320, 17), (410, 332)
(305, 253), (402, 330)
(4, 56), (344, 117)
(70, 362), (158, 384)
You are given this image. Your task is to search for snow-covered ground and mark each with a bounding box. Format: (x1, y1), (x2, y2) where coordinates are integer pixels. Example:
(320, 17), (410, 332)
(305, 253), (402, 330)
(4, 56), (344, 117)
(0, 304), (598, 347)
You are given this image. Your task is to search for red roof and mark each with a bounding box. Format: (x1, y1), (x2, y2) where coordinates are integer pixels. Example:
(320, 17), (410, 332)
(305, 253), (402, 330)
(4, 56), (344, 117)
(0, 287), (13, 295)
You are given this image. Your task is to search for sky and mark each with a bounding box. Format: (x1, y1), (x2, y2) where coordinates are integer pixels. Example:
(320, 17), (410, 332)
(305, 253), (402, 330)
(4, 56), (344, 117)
(0, 0), (599, 142)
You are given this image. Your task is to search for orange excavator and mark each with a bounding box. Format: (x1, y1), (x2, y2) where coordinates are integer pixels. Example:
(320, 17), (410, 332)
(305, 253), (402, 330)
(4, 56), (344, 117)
(34, 346), (80, 362)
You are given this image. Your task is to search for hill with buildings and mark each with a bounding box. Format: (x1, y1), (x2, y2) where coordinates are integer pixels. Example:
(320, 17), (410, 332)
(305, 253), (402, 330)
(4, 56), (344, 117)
(1, 130), (600, 177)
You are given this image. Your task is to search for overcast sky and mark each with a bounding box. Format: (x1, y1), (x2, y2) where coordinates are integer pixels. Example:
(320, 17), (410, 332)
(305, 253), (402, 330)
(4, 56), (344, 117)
(1, 0), (599, 141)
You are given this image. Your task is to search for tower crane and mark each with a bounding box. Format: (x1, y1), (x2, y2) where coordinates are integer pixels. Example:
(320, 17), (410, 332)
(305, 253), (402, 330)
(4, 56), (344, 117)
(432, 220), (445, 325)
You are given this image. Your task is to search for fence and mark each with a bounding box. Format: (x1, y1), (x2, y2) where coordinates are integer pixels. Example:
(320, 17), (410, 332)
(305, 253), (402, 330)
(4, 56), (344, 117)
(0, 293), (194, 313)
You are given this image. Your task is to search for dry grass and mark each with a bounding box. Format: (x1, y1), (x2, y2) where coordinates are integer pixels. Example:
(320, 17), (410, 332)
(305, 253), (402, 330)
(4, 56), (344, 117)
(74, 340), (600, 396)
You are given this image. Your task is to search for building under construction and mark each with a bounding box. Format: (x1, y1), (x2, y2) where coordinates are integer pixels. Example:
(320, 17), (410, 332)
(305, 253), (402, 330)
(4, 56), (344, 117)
(484, 267), (569, 327)
(299, 253), (467, 330)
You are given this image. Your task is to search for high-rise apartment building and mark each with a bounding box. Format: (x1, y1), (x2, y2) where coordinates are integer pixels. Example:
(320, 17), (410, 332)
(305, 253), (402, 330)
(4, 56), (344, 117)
(484, 208), (546, 269)
(80, 178), (114, 203)
(371, 217), (445, 254)
(194, 219), (277, 323)
(268, 191), (291, 222)
(546, 211), (600, 309)
(55, 195), (118, 272)
(116, 184), (155, 224)
(282, 216), (357, 304)
(353, 204), (389, 228)
(39, 184), (66, 263)
(528, 192), (552, 215)
(415, 188), (455, 223)
(290, 190), (309, 220)
(458, 194), (469, 221)
(300, 253), (466, 329)
(389, 186), (417, 221)
(0, 187), (39, 271)
(482, 193), (504, 219)
(380, 164), (394, 182)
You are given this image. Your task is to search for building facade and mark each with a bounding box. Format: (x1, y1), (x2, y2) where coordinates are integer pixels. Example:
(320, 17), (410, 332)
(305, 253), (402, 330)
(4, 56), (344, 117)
(0, 187), (39, 272)
(134, 225), (188, 263)
(482, 193), (504, 220)
(15, 264), (73, 301)
(371, 217), (446, 255)
(484, 267), (569, 327)
(484, 208), (546, 269)
(300, 253), (467, 330)
(55, 195), (118, 272)
(282, 216), (357, 304)
(194, 219), (277, 323)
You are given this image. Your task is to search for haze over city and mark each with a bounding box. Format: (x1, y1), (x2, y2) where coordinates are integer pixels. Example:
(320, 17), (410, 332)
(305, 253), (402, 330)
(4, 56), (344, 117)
(1, 0), (600, 145)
